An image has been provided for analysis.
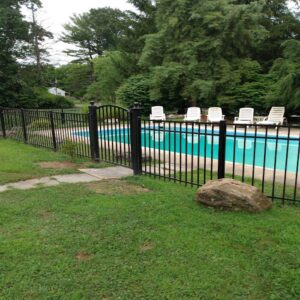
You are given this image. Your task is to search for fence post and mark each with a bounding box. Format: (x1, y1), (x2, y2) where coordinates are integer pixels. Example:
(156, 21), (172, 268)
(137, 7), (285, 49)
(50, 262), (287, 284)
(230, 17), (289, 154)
(61, 108), (65, 125)
(88, 101), (100, 162)
(20, 108), (28, 143)
(130, 102), (142, 175)
(218, 120), (227, 179)
(0, 108), (6, 138)
(49, 111), (57, 151)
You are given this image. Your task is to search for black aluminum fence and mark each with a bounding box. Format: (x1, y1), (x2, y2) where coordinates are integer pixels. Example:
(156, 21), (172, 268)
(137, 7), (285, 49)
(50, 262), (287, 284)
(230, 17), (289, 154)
(0, 103), (135, 166)
(1, 104), (300, 204)
(140, 120), (300, 204)
(95, 104), (132, 167)
(0, 108), (91, 158)
(141, 121), (222, 185)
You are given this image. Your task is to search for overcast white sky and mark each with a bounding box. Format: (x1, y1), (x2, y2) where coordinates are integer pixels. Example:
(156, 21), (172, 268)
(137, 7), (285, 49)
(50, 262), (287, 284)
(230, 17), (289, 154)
(23, 0), (135, 65)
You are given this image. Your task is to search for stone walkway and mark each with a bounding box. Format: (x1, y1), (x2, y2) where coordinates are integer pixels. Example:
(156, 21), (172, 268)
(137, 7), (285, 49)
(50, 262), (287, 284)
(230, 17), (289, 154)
(0, 166), (133, 193)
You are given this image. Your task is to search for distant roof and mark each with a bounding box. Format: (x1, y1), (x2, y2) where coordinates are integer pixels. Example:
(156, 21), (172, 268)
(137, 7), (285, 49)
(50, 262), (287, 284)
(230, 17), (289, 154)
(48, 87), (66, 92)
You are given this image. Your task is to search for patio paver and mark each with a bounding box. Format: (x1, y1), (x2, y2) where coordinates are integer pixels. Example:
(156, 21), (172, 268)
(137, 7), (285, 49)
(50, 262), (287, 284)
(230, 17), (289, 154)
(52, 174), (100, 183)
(0, 166), (133, 193)
(79, 166), (134, 179)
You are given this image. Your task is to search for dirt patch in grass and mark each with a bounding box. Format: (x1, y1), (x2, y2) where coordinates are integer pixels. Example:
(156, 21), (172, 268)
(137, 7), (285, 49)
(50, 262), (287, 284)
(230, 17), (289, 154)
(85, 180), (150, 196)
(140, 242), (155, 252)
(38, 161), (78, 169)
(256, 238), (277, 249)
(75, 252), (92, 261)
(38, 210), (54, 220)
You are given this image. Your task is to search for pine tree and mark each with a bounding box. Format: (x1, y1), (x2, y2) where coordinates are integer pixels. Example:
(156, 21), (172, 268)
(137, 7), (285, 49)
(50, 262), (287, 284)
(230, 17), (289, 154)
(26, 1), (53, 79)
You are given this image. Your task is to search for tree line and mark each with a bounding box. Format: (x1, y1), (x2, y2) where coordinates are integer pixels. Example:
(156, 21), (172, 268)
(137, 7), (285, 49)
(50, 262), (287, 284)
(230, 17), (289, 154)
(1, 0), (300, 114)
(0, 0), (73, 108)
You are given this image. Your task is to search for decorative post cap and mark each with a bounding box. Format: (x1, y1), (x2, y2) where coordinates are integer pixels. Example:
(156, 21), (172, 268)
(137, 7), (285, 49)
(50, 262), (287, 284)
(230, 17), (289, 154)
(133, 102), (141, 109)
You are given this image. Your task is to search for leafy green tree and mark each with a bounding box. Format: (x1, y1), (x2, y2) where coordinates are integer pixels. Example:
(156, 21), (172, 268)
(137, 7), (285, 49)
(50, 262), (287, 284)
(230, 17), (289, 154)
(217, 59), (272, 114)
(0, 0), (31, 107)
(116, 74), (151, 112)
(0, 0), (54, 108)
(54, 0), (300, 113)
(60, 2), (157, 107)
(126, 0), (157, 53)
(149, 63), (186, 112)
(256, 0), (300, 69)
(53, 64), (92, 98)
(25, 1), (53, 79)
(138, 0), (268, 111)
(85, 51), (138, 102)
(61, 8), (132, 63)
(267, 40), (300, 111)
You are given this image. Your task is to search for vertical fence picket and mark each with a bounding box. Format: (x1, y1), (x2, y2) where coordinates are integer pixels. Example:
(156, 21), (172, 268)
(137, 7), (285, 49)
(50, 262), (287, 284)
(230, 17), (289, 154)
(20, 109), (28, 143)
(49, 111), (57, 151)
(130, 103), (142, 175)
(88, 102), (100, 162)
(217, 120), (226, 179)
(0, 108), (6, 138)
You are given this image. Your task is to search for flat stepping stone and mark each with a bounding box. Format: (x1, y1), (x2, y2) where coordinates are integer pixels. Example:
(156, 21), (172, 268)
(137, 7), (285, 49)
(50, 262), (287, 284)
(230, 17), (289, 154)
(0, 186), (8, 192)
(79, 166), (133, 179)
(5, 177), (59, 191)
(0, 166), (134, 193)
(52, 174), (101, 183)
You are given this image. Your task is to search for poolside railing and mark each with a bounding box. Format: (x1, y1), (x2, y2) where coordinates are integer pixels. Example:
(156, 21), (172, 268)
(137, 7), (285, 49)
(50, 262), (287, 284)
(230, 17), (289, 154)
(140, 119), (300, 204)
(0, 107), (91, 158)
(1, 104), (300, 204)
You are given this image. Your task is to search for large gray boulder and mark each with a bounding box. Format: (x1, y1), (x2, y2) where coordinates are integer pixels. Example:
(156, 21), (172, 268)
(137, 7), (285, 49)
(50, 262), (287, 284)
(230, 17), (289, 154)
(196, 179), (272, 212)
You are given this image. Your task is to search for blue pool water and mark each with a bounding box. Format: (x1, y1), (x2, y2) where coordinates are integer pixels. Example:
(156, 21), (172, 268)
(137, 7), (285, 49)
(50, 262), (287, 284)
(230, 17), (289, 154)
(75, 126), (300, 173)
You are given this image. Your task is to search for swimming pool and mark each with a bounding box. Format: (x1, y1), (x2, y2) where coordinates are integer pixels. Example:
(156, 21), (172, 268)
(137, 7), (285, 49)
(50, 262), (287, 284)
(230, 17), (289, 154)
(75, 126), (300, 173)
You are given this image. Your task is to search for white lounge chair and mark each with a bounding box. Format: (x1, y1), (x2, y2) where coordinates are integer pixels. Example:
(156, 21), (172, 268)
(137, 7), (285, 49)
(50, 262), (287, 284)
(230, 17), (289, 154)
(257, 107), (285, 126)
(234, 108), (254, 125)
(207, 107), (225, 122)
(150, 106), (166, 121)
(184, 107), (201, 122)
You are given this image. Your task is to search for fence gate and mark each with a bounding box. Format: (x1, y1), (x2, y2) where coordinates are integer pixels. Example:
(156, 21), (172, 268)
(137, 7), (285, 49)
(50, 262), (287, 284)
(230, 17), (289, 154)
(89, 103), (141, 170)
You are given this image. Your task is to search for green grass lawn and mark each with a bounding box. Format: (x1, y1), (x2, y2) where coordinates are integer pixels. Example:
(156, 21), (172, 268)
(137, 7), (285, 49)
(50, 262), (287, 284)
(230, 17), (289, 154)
(0, 140), (107, 184)
(1, 140), (300, 299)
